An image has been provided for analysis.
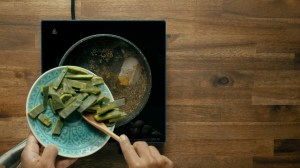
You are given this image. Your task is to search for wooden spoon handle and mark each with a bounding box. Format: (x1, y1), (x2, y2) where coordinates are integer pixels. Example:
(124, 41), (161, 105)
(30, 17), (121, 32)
(87, 119), (121, 142)
(97, 122), (121, 143)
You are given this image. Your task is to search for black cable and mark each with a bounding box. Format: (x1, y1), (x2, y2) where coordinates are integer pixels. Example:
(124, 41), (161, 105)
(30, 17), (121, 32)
(71, 0), (75, 20)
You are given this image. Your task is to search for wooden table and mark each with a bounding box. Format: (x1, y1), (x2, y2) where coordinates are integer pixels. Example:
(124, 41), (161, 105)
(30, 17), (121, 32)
(1, 0), (300, 167)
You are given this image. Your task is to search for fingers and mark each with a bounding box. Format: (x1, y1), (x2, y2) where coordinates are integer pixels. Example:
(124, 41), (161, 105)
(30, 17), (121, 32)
(39, 145), (58, 167)
(22, 134), (39, 157)
(149, 146), (174, 167)
(162, 156), (174, 168)
(133, 142), (153, 162)
(21, 134), (40, 163)
(119, 134), (140, 166)
(27, 133), (38, 144)
(25, 134), (39, 153)
(149, 146), (174, 168)
(56, 158), (78, 168)
(119, 134), (174, 168)
(149, 145), (161, 157)
(22, 133), (77, 168)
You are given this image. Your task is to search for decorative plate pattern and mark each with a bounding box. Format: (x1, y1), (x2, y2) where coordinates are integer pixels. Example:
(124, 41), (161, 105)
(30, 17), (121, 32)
(26, 66), (115, 158)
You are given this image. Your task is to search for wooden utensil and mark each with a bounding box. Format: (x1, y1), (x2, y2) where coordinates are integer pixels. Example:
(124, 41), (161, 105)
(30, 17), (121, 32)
(81, 114), (121, 143)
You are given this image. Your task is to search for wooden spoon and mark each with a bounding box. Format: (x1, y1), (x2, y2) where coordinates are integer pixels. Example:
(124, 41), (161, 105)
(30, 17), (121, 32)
(81, 114), (121, 143)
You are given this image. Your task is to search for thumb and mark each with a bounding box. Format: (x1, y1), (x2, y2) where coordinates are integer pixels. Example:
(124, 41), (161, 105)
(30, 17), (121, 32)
(39, 145), (58, 166)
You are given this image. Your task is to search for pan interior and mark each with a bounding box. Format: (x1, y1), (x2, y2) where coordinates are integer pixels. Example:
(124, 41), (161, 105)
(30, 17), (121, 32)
(59, 35), (151, 127)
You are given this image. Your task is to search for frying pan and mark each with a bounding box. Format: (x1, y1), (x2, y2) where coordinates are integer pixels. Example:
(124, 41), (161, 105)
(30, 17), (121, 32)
(59, 34), (152, 127)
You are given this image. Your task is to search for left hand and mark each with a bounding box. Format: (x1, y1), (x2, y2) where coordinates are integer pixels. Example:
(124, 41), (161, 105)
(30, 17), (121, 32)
(19, 133), (77, 168)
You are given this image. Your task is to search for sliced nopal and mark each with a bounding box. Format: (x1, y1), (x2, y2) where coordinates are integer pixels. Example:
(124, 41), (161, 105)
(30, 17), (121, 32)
(80, 87), (101, 94)
(101, 96), (110, 104)
(67, 66), (89, 74)
(77, 94), (98, 113)
(59, 99), (83, 119)
(42, 85), (49, 107)
(109, 112), (127, 123)
(91, 93), (105, 106)
(48, 86), (57, 96)
(52, 117), (64, 135)
(87, 104), (101, 111)
(53, 68), (68, 90)
(91, 76), (104, 85)
(93, 109), (123, 122)
(96, 98), (125, 115)
(96, 103), (115, 115)
(65, 79), (87, 89)
(51, 94), (64, 110)
(112, 98), (125, 107)
(75, 93), (89, 101)
(65, 74), (94, 80)
(38, 113), (52, 127)
(63, 82), (76, 95)
(28, 104), (45, 119)
(63, 97), (76, 107)
(92, 93), (110, 106)
(60, 94), (72, 103)
(49, 98), (56, 114)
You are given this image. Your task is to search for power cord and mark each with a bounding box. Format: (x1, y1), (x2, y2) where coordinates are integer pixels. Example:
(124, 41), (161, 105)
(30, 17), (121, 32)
(71, 0), (75, 20)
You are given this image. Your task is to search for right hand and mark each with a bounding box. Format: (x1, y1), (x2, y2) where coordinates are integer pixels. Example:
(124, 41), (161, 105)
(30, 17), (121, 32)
(119, 134), (174, 168)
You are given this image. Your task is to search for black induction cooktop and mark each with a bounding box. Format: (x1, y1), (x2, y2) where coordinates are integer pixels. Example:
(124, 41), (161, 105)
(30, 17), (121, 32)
(41, 20), (166, 143)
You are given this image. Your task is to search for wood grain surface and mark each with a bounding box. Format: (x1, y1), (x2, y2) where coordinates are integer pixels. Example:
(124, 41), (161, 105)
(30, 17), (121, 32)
(0, 0), (300, 167)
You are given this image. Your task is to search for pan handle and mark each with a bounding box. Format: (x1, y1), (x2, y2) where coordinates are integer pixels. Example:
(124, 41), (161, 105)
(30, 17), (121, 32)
(0, 139), (26, 168)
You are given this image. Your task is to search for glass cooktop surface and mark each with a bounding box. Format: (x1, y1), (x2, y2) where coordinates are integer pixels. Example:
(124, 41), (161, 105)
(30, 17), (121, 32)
(41, 20), (166, 143)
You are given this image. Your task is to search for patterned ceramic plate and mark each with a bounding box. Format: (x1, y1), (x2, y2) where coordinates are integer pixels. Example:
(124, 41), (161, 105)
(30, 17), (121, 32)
(26, 66), (115, 158)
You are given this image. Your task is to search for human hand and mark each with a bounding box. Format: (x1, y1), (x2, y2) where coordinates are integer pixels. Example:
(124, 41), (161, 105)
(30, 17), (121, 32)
(20, 133), (77, 168)
(119, 134), (174, 168)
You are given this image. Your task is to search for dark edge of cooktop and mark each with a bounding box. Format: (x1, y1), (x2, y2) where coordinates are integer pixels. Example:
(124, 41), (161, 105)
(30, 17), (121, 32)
(40, 20), (167, 144)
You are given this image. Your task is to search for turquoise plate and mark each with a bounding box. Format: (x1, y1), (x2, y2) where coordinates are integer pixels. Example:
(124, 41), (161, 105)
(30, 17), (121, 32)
(26, 66), (115, 158)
